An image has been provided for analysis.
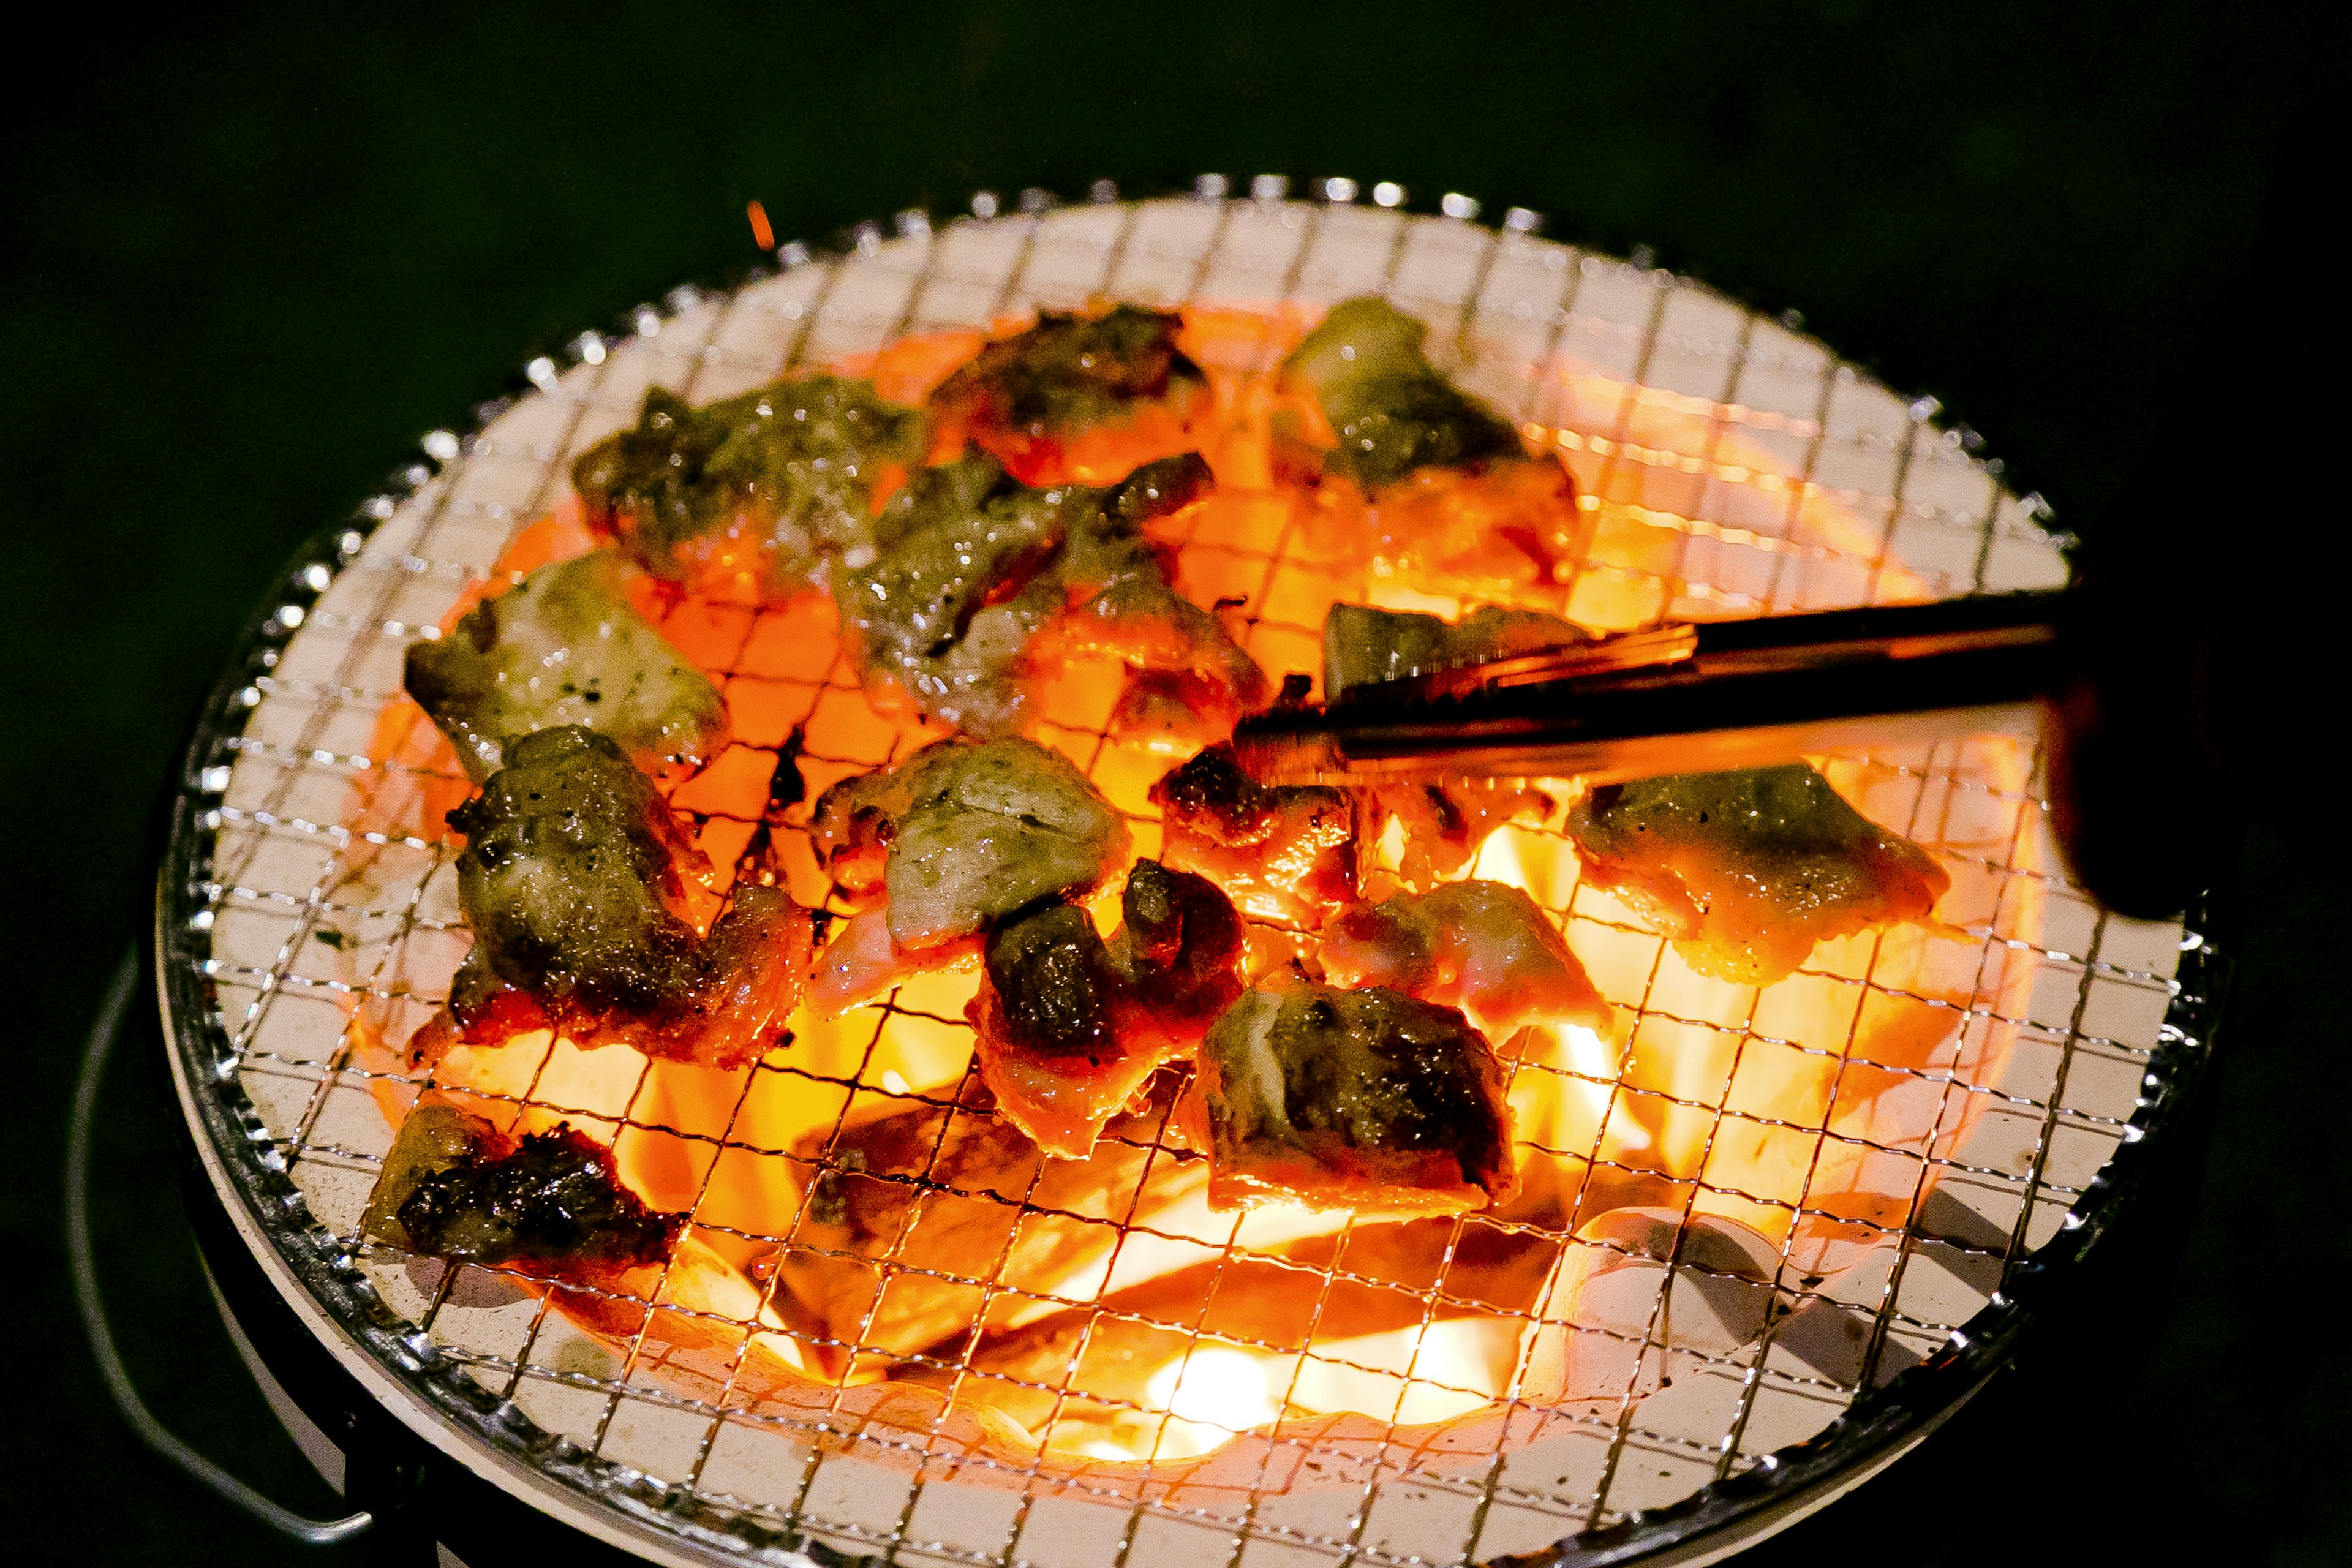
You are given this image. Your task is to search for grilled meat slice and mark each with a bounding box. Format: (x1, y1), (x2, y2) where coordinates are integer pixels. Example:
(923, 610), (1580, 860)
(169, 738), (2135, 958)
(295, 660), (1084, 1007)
(1563, 763), (1951, 986)
(838, 451), (1241, 741)
(406, 726), (812, 1069)
(1321, 601), (1589, 703)
(1105, 859), (1249, 1044)
(402, 553), (728, 782)
(1281, 298), (1523, 491)
(1183, 982), (1516, 1215)
(1278, 298), (1585, 592)
(880, 737), (1131, 949)
(1045, 454), (1265, 750)
(571, 377), (926, 598)
(839, 455), (1069, 736)
(968, 862), (1245, 1156)
(929, 305), (1208, 485)
(361, 1101), (683, 1275)
(1319, 881), (1611, 1043)
(1150, 744), (1361, 926)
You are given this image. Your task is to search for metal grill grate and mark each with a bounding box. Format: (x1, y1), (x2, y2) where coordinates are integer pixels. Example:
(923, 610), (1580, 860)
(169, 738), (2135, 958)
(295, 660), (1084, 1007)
(162, 188), (2202, 1568)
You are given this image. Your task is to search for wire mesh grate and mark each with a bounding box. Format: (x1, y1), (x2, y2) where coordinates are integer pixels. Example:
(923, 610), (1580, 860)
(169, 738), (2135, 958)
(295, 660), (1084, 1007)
(164, 194), (2190, 1568)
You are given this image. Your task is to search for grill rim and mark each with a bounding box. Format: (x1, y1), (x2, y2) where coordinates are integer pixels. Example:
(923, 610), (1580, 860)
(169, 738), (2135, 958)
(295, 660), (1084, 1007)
(149, 186), (2206, 1567)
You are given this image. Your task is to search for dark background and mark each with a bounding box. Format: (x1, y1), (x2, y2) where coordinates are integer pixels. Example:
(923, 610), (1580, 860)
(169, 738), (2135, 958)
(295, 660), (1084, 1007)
(5, 2), (2345, 1562)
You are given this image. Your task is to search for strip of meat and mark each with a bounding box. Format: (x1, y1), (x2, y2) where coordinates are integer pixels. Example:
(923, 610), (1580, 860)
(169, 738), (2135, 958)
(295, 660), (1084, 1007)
(928, 305), (1209, 486)
(571, 377), (927, 600)
(967, 861), (1245, 1157)
(839, 453), (1247, 741)
(402, 552), (728, 782)
(405, 726), (812, 1070)
(1182, 982), (1517, 1216)
(1319, 881), (1612, 1044)
(1562, 763), (1951, 986)
(1149, 744), (1362, 927)
(1277, 297), (1588, 592)
(361, 1100), (684, 1276)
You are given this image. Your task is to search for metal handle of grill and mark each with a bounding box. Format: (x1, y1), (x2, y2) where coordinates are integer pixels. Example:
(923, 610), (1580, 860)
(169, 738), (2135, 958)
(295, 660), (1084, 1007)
(66, 947), (374, 1547)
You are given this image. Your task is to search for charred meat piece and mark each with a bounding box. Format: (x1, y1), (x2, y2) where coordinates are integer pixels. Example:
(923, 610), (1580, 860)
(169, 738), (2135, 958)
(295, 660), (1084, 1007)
(1280, 298), (1585, 592)
(1321, 602), (1590, 703)
(805, 905), (981, 1019)
(1319, 881), (1611, 1044)
(1367, 777), (1557, 884)
(805, 737), (1129, 987)
(1183, 982), (1515, 1215)
(969, 902), (1130, 1156)
(1280, 297), (1522, 491)
(571, 378), (926, 597)
(839, 456), (1069, 736)
(778, 1081), (1206, 1367)
(840, 453), (1242, 740)
(1150, 744), (1360, 926)
(1563, 763), (1951, 986)
(361, 1101), (683, 1275)
(806, 761), (924, 906)
(969, 862), (1245, 1156)
(405, 727), (812, 1069)
(881, 737), (1131, 949)
(1047, 454), (1264, 750)
(929, 305), (1208, 485)
(1106, 859), (1249, 1043)
(403, 554), (728, 782)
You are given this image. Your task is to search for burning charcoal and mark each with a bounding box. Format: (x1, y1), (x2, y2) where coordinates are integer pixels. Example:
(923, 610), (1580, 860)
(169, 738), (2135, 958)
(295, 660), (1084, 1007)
(1149, 744), (1361, 927)
(1183, 982), (1516, 1215)
(405, 726), (812, 1069)
(778, 1082), (1207, 1367)
(1321, 601), (1590, 703)
(1319, 881), (1612, 1044)
(361, 1101), (683, 1275)
(968, 862), (1245, 1157)
(1562, 763), (1950, 986)
(402, 553), (728, 782)
(571, 375), (927, 598)
(1520, 1207), (1779, 1403)
(929, 305), (1208, 485)
(895, 1218), (1556, 1439)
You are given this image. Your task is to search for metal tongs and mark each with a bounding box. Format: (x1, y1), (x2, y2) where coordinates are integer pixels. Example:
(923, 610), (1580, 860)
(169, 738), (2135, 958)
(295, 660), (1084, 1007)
(1232, 589), (2069, 785)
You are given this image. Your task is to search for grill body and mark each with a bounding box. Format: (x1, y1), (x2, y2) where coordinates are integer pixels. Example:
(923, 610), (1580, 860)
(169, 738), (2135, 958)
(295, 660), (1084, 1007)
(156, 192), (2218, 1567)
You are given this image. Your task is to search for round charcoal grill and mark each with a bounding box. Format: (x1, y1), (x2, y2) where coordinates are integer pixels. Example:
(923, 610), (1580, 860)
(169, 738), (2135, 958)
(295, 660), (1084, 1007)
(141, 182), (2221, 1566)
